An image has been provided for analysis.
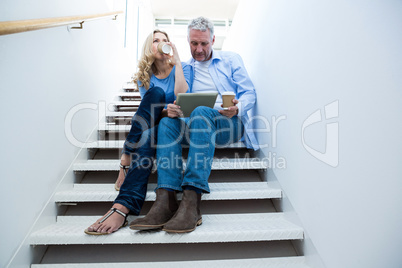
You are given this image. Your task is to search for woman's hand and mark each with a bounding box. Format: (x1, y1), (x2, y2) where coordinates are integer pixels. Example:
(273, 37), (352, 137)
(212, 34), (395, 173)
(167, 42), (181, 66)
(167, 101), (183, 118)
(169, 42), (188, 96)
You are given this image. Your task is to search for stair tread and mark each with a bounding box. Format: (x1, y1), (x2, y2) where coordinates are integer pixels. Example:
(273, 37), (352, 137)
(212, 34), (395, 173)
(83, 140), (246, 149)
(112, 101), (141, 106)
(98, 124), (131, 132)
(30, 213), (304, 245)
(121, 83), (137, 90)
(55, 182), (281, 202)
(115, 92), (141, 97)
(32, 256), (310, 267)
(105, 111), (136, 117)
(73, 158), (268, 171)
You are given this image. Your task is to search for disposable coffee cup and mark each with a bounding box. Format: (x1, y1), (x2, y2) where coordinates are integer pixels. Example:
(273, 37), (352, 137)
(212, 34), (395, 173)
(222, 92), (236, 109)
(157, 42), (172, 54)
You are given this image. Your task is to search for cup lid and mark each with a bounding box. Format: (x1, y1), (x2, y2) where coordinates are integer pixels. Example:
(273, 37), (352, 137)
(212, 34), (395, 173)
(162, 44), (171, 53)
(222, 91), (235, 95)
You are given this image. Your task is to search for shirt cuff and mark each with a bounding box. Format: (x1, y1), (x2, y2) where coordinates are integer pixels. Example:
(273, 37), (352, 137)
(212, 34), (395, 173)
(237, 101), (244, 117)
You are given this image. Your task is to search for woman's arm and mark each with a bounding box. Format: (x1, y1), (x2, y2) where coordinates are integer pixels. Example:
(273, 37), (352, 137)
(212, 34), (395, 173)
(168, 42), (188, 96)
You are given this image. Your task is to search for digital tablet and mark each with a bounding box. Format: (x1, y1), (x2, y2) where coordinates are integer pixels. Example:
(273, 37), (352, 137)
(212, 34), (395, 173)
(176, 92), (219, 117)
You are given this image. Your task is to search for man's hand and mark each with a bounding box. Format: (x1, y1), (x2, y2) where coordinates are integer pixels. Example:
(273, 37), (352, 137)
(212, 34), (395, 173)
(167, 101), (183, 118)
(219, 99), (239, 118)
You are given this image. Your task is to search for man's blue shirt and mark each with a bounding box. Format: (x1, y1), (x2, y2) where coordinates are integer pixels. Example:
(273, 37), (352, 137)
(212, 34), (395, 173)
(183, 50), (259, 150)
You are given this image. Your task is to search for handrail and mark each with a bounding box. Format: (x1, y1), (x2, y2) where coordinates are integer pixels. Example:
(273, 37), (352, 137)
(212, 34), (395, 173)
(0, 11), (123, 36)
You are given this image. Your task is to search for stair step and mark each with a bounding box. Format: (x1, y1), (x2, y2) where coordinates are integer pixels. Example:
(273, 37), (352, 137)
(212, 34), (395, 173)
(112, 101), (141, 107)
(55, 182), (281, 203)
(98, 124), (131, 132)
(83, 140), (246, 149)
(30, 213), (303, 245)
(102, 112), (135, 124)
(32, 256), (309, 267)
(122, 82), (137, 90)
(116, 92), (141, 98)
(105, 111), (136, 117)
(73, 158), (268, 171)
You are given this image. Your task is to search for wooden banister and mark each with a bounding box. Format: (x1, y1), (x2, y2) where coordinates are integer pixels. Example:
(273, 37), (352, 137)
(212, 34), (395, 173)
(0, 11), (123, 36)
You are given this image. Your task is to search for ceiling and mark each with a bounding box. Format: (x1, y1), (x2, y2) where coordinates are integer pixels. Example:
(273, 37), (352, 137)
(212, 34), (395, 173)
(149, 0), (240, 20)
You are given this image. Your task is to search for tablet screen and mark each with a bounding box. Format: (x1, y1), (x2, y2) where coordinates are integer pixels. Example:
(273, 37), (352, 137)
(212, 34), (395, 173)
(176, 92), (218, 117)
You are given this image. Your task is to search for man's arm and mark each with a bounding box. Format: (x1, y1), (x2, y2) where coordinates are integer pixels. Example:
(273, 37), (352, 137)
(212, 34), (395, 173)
(230, 53), (256, 117)
(217, 53), (256, 118)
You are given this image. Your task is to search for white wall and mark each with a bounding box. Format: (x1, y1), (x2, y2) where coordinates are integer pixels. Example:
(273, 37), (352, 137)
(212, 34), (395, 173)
(225, 0), (402, 267)
(0, 0), (149, 267)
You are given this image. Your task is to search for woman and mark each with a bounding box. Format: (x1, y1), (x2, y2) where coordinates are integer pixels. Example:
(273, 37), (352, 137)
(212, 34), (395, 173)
(85, 30), (187, 235)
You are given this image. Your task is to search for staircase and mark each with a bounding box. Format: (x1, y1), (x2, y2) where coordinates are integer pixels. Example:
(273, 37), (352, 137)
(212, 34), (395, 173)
(30, 84), (309, 267)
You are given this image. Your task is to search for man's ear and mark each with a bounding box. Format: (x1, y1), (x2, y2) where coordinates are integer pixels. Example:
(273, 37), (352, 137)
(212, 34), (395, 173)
(212, 35), (215, 45)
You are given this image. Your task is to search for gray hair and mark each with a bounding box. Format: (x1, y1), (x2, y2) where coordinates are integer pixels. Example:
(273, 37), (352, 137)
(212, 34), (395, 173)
(187, 16), (214, 40)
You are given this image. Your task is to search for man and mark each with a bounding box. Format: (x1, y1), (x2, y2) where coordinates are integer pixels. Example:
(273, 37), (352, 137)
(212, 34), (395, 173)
(130, 16), (258, 233)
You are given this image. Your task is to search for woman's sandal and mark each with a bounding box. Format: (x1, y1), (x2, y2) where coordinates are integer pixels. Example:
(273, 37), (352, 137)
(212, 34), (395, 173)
(84, 208), (128, 235)
(115, 163), (130, 191)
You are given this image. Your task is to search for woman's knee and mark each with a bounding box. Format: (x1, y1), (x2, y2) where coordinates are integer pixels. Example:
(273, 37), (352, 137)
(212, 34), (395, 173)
(146, 86), (165, 102)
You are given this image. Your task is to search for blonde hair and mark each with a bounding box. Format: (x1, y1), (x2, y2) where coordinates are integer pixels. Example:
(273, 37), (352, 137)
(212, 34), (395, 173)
(133, 30), (170, 90)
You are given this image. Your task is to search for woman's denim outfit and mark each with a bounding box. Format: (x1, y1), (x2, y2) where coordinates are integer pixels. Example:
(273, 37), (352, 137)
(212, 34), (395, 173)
(114, 86), (165, 215)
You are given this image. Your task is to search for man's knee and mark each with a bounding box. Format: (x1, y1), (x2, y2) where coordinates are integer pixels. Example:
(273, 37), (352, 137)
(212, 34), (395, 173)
(158, 117), (184, 137)
(157, 117), (186, 147)
(159, 117), (175, 129)
(190, 106), (215, 117)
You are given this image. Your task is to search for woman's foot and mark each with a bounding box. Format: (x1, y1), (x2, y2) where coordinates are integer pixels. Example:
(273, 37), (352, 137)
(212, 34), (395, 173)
(85, 204), (129, 235)
(115, 154), (130, 191)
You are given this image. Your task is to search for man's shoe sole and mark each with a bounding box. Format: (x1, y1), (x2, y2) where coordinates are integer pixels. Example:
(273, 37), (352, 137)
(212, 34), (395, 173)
(162, 218), (203, 233)
(129, 224), (164, 230)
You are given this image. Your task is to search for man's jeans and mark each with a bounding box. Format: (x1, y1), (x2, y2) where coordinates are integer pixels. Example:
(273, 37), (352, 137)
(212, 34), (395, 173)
(114, 86), (165, 215)
(156, 106), (244, 193)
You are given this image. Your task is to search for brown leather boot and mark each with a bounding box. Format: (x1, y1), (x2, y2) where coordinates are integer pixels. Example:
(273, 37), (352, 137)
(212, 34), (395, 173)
(129, 188), (178, 230)
(162, 189), (202, 233)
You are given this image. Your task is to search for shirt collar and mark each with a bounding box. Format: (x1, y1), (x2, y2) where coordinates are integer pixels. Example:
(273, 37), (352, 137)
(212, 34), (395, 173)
(189, 49), (221, 65)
